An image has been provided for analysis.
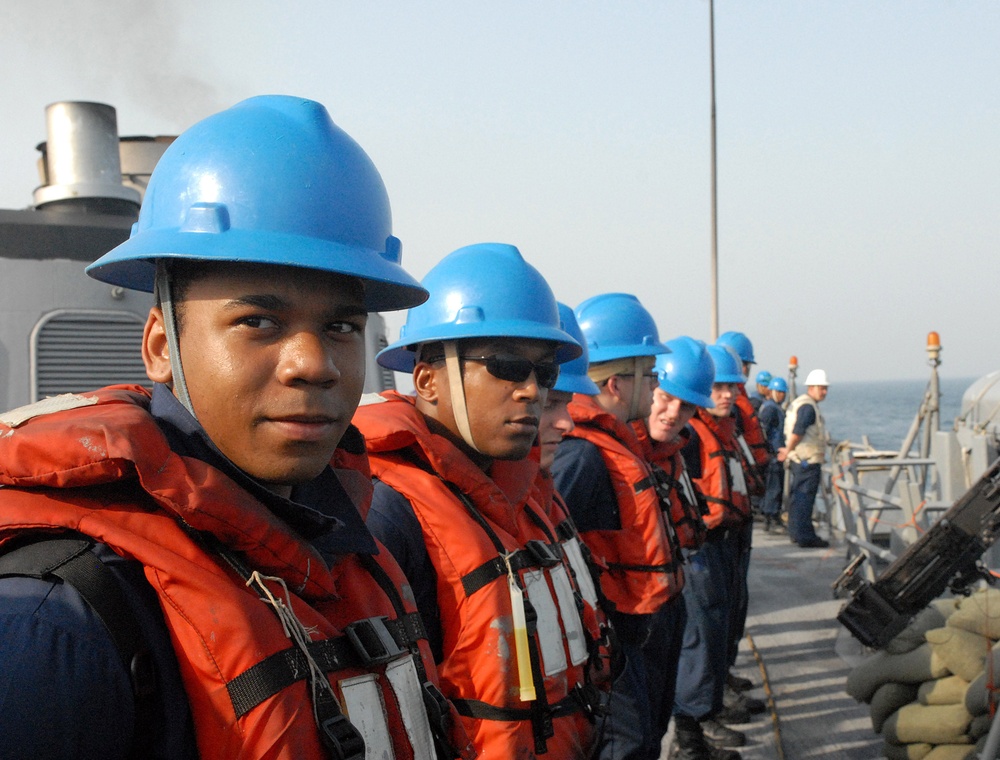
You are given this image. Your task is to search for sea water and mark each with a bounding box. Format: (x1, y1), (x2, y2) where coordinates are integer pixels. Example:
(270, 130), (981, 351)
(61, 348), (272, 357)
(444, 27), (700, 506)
(814, 375), (976, 452)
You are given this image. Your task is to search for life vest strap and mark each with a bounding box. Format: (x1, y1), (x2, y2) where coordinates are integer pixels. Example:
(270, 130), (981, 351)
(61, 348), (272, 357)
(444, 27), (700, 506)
(460, 540), (562, 597)
(606, 560), (681, 573)
(227, 612), (426, 718)
(451, 691), (591, 722)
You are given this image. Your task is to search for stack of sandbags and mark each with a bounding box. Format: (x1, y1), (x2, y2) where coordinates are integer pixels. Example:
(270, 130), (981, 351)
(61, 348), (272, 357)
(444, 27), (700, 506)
(845, 591), (1000, 759)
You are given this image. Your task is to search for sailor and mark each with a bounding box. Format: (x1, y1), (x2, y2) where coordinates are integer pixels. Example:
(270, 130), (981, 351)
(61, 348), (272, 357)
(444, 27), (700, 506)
(779, 369), (831, 548)
(714, 333), (768, 714)
(748, 370), (773, 413)
(551, 293), (681, 760)
(633, 338), (728, 760)
(758, 377), (788, 531)
(0, 96), (473, 760)
(535, 303), (617, 698)
(354, 244), (600, 759)
(675, 344), (755, 757)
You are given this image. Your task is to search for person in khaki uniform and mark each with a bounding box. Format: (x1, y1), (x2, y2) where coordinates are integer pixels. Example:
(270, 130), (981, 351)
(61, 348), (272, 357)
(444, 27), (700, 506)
(778, 369), (830, 548)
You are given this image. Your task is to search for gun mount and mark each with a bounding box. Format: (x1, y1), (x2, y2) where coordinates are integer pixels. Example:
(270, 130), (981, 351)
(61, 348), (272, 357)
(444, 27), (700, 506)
(835, 456), (1000, 649)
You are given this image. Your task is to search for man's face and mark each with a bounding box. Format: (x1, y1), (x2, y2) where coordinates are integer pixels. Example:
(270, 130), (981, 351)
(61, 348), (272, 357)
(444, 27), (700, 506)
(648, 388), (697, 443)
(615, 359), (658, 422)
(756, 383), (770, 395)
(772, 390), (786, 404)
(147, 263), (367, 493)
(539, 389), (574, 472)
(808, 385), (828, 402)
(423, 338), (555, 461)
(708, 382), (735, 417)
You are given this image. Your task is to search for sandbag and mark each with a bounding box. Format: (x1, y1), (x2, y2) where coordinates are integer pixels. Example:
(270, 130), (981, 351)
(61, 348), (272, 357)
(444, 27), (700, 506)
(846, 644), (950, 703)
(882, 741), (932, 760)
(968, 712), (993, 740)
(918, 675), (970, 706)
(947, 588), (1000, 640)
(871, 682), (921, 733)
(922, 745), (976, 760)
(882, 702), (972, 745)
(886, 605), (949, 655)
(926, 627), (993, 682)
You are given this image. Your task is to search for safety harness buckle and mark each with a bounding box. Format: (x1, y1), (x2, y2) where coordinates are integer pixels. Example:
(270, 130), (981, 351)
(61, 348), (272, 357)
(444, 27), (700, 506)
(524, 539), (561, 568)
(344, 616), (405, 666)
(319, 713), (367, 760)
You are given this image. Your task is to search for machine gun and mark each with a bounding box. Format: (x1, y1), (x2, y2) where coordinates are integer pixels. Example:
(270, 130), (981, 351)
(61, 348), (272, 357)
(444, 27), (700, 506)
(835, 456), (1000, 649)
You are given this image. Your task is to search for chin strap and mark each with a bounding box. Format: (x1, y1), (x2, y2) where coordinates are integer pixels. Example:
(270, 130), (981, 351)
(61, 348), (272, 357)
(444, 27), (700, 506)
(444, 341), (480, 453)
(154, 262), (194, 415)
(627, 356), (644, 422)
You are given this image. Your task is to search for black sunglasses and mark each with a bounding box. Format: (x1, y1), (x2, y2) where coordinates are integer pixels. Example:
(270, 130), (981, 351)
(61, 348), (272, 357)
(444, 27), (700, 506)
(461, 354), (560, 389)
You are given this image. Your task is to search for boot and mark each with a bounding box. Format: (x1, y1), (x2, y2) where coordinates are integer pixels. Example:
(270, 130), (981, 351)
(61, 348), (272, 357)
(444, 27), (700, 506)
(724, 684), (766, 715)
(726, 672), (754, 692)
(700, 718), (747, 747)
(671, 714), (714, 760)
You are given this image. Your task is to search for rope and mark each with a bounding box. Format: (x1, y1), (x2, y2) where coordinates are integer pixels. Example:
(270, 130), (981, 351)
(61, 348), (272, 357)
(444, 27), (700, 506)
(746, 631), (786, 760)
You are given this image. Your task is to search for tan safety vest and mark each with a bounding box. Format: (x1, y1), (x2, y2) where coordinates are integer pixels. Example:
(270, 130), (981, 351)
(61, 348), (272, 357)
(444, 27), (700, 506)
(784, 394), (827, 464)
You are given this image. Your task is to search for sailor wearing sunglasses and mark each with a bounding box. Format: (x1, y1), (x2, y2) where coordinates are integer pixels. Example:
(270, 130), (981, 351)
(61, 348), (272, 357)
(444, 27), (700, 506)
(550, 293), (684, 760)
(354, 243), (602, 759)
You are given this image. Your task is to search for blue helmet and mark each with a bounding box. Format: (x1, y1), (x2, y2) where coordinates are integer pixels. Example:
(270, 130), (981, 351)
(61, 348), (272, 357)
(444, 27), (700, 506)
(716, 331), (755, 364)
(655, 337), (715, 408)
(706, 344), (746, 384)
(769, 377), (788, 393)
(574, 293), (668, 363)
(377, 243), (581, 372)
(554, 303), (599, 396)
(87, 95), (426, 312)
(755, 370), (773, 387)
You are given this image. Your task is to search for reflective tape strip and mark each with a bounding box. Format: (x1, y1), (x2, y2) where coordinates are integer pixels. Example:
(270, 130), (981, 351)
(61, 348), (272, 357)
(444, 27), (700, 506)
(678, 470), (699, 508)
(548, 564), (589, 667)
(728, 456), (748, 496)
(384, 656), (435, 760)
(523, 569), (568, 677)
(340, 673), (395, 759)
(560, 537), (599, 609)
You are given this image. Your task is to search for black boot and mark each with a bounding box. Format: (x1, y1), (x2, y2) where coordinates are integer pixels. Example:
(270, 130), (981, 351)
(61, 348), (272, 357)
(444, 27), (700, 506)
(672, 714), (713, 760)
(672, 715), (742, 760)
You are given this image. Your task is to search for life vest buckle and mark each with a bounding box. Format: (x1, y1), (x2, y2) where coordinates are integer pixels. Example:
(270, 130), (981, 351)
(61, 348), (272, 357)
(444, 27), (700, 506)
(344, 616), (405, 666)
(318, 712), (367, 760)
(524, 539), (561, 568)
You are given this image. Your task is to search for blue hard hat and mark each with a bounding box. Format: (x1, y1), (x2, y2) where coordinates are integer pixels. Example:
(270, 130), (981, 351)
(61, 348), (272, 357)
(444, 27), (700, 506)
(574, 293), (668, 363)
(706, 344), (746, 384)
(755, 370), (773, 387)
(716, 331), (756, 364)
(769, 377), (788, 393)
(377, 243), (582, 372)
(655, 337), (715, 408)
(87, 95), (426, 313)
(553, 302), (599, 396)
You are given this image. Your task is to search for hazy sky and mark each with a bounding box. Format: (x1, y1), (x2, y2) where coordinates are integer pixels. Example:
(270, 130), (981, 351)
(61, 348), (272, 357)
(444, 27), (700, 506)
(1, 1), (996, 383)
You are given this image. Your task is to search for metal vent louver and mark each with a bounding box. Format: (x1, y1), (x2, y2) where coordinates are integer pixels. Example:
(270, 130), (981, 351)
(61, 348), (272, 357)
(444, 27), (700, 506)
(375, 331), (396, 391)
(31, 310), (149, 401)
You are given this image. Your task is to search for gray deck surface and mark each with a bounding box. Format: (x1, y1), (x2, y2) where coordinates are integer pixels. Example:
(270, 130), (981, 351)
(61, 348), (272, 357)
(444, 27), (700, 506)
(660, 521), (885, 759)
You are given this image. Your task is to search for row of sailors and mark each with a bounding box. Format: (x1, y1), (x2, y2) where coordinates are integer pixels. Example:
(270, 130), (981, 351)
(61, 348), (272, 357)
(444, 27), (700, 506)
(0, 95), (772, 760)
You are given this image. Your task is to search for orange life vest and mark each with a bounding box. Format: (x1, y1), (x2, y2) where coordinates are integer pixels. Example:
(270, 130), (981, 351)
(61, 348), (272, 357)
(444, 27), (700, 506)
(0, 386), (473, 760)
(535, 473), (618, 690)
(354, 392), (597, 760)
(562, 395), (682, 615)
(734, 387), (769, 495)
(631, 422), (707, 552)
(687, 410), (753, 531)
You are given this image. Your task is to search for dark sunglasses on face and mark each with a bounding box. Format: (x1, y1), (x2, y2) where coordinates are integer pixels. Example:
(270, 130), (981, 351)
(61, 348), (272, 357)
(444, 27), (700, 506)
(461, 354), (561, 389)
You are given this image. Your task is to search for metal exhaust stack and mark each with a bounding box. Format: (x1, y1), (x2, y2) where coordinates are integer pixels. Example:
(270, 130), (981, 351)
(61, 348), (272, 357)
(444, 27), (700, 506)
(33, 101), (141, 215)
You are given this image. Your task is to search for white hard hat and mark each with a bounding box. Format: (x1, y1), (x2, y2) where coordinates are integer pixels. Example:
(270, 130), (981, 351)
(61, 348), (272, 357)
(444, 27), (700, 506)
(805, 369), (829, 387)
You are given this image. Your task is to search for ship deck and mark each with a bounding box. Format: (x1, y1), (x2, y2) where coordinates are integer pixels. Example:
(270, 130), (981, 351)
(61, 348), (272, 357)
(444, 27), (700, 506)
(661, 520), (883, 759)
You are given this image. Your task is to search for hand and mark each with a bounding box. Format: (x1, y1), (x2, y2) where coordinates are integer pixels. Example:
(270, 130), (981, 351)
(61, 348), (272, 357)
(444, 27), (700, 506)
(777, 447), (788, 463)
